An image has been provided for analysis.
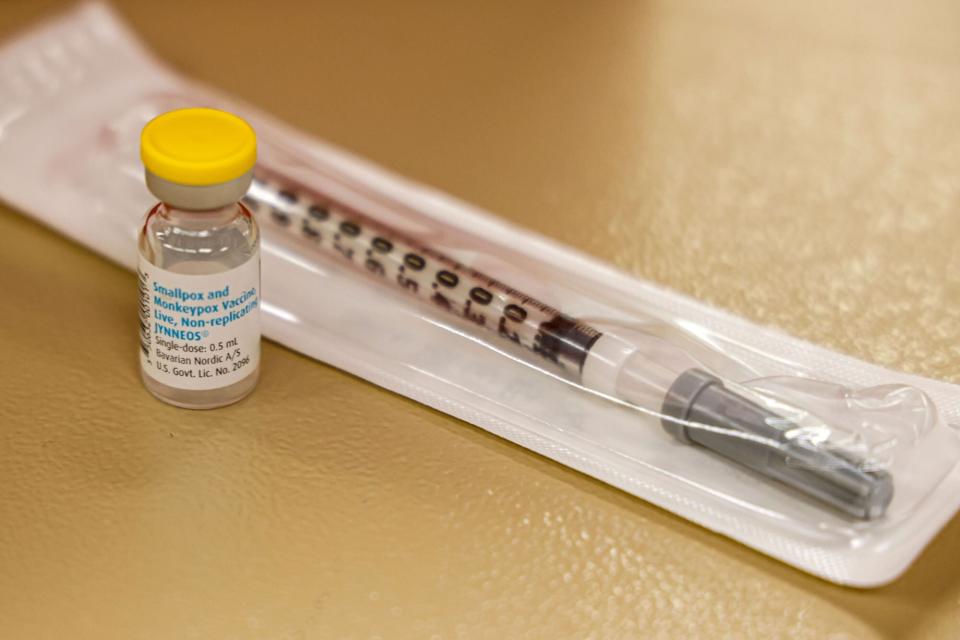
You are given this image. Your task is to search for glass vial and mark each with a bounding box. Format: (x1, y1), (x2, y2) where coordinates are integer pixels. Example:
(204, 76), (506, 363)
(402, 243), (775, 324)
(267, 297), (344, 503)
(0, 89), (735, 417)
(137, 108), (261, 409)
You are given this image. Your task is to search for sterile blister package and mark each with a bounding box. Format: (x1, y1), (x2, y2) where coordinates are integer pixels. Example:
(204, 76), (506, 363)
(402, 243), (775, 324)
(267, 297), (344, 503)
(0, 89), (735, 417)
(2, 1), (960, 587)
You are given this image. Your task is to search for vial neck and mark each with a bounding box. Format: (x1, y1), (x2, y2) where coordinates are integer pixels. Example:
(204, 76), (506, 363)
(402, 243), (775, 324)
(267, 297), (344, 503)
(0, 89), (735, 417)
(160, 202), (242, 229)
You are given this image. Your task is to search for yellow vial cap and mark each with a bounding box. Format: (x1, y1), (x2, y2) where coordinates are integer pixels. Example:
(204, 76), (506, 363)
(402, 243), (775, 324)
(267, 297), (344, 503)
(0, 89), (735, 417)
(140, 108), (257, 186)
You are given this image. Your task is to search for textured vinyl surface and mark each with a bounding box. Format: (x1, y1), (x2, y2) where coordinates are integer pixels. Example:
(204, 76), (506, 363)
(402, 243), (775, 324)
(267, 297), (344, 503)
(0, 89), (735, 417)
(1, 0), (960, 638)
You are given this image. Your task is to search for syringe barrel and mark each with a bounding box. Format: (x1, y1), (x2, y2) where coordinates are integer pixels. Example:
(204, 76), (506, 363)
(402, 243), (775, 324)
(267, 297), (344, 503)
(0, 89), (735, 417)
(245, 170), (602, 376)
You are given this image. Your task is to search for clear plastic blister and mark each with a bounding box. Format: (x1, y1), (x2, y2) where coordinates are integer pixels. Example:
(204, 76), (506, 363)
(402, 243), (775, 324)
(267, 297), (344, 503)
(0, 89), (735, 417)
(2, 2), (960, 586)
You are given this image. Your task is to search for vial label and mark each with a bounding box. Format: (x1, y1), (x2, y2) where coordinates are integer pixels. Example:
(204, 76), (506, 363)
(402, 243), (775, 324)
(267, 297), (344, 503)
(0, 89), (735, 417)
(138, 252), (260, 390)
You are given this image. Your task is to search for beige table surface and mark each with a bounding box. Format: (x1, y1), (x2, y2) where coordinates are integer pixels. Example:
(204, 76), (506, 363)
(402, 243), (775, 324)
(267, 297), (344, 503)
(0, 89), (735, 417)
(2, 1), (960, 638)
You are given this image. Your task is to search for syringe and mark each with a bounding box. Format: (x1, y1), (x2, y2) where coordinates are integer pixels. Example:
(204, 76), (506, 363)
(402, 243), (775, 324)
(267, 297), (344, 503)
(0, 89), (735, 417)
(243, 169), (893, 520)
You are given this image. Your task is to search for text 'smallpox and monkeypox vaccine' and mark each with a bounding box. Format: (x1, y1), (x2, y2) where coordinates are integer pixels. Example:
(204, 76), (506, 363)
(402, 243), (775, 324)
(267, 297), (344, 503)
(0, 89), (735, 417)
(137, 108), (261, 409)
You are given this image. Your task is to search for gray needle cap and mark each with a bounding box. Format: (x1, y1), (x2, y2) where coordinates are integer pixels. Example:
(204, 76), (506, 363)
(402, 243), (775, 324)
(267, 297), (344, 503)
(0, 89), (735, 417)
(661, 368), (893, 520)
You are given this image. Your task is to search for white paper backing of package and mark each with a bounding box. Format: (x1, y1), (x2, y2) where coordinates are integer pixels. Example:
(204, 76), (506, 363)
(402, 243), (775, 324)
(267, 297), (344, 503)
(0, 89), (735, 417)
(2, 2), (960, 586)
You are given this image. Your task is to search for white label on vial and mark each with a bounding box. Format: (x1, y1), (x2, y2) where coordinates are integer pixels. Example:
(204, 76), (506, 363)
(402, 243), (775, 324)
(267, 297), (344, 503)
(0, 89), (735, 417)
(138, 252), (260, 390)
